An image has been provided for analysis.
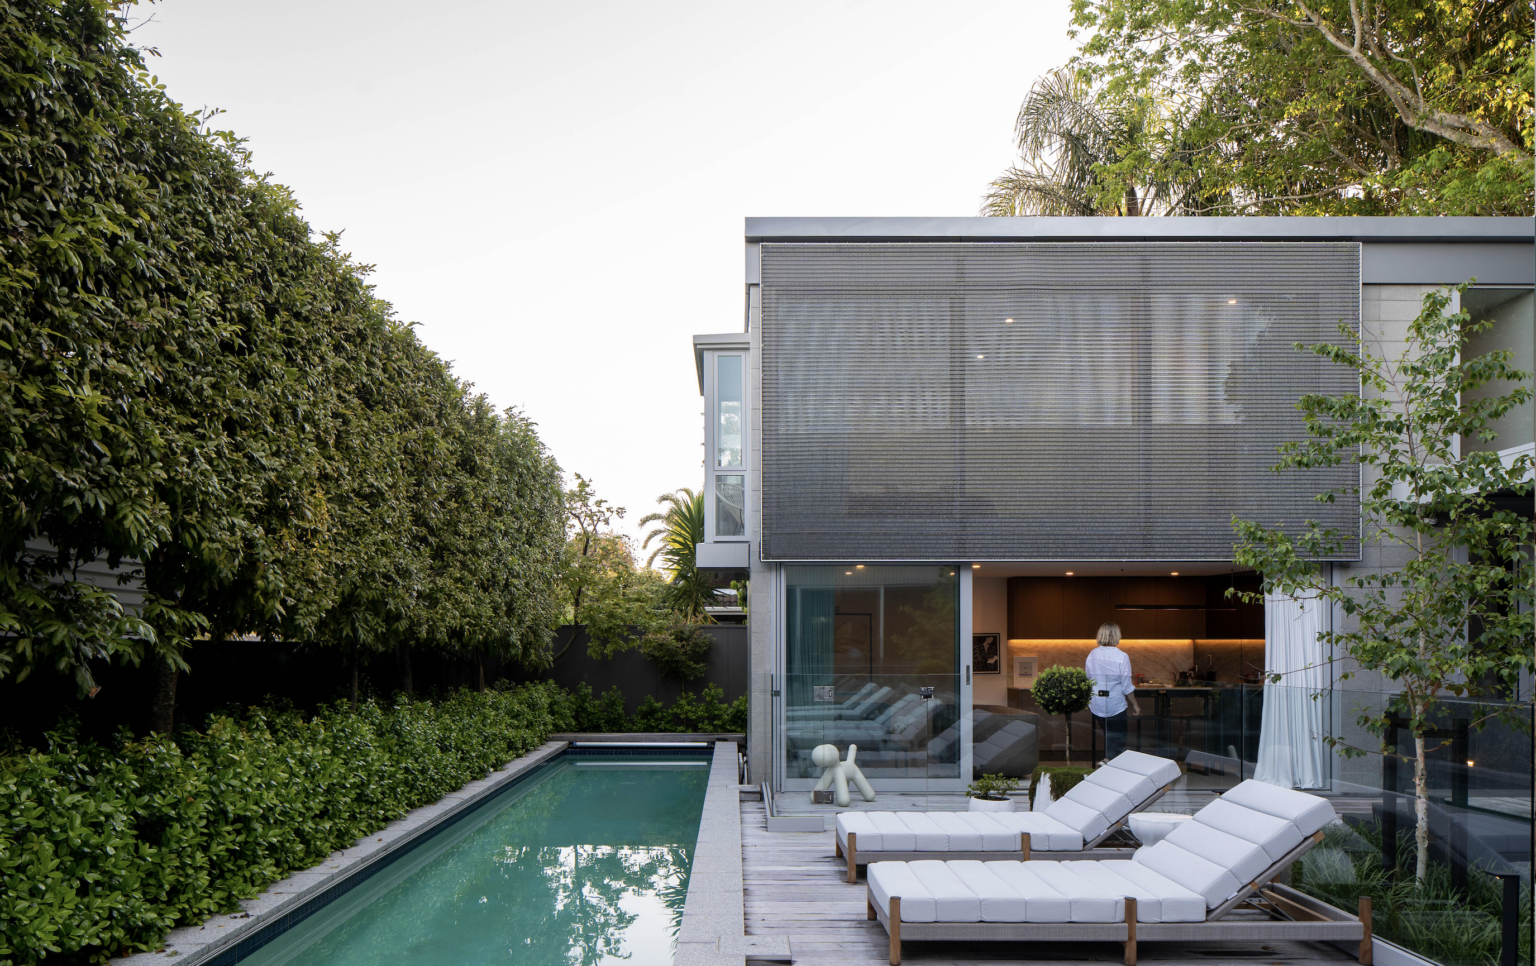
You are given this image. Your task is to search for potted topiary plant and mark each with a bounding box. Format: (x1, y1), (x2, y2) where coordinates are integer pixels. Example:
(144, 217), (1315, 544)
(966, 773), (1021, 812)
(1031, 664), (1092, 766)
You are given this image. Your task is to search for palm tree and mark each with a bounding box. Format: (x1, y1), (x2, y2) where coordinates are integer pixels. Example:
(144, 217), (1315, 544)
(639, 488), (720, 622)
(983, 67), (1173, 217)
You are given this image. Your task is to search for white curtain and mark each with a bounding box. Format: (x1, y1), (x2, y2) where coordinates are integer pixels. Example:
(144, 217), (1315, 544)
(1254, 591), (1329, 789)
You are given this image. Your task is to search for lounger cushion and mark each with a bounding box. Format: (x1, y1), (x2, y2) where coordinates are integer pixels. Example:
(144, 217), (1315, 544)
(925, 813), (985, 851)
(987, 812), (1083, 851)
(952, 812), (1026, 851)
(1132, 840), (1243, 908)
(837, 811), (917, 852)
(984, 862), (1073, 921)
(1193, 798), (1302, 862)
(1045, 796), (1111, 841)
(947, 861), (1027, 921)
(1222, 779), (1336, 836)
(1062, 780), (1135, 824)
(1096, 861), (1207, 922)
(1164, 819), (1271, 883)
(1106, 750), (1182, 788)
(1024, 862), (1124, 922)
(899, 812), (957, 851)
(867, 861), (935, 921)
(1084, 765), (1158, 806)
(907, 860), (983, 921)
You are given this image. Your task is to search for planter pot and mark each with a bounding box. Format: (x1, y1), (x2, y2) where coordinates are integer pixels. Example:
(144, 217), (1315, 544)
(968, 796), (1016, 812)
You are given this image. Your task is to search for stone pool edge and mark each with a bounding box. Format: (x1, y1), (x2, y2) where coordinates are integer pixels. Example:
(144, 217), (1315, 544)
(112, 740), (571, 966)
(676, 741), (792, 966)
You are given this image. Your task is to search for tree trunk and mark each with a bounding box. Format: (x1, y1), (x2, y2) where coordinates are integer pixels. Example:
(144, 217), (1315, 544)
(149, 653), (179, 735)
(396, 641), (414, 698)
(476, 652), (486, 692)
(1414, 728), (1430, 882)
(350, 639), (359, 712)
(1124, 186), (1141, 217)
(1064, 714), (1073, 767)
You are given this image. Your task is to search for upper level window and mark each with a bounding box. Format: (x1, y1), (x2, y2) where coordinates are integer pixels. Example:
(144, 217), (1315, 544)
(717, 355), (743, 467)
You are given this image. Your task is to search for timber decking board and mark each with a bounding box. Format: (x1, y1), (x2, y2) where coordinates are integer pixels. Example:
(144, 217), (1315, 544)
(740, 800), (1360, 965)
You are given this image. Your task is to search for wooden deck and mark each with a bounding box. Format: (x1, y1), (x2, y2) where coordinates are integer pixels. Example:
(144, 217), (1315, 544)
(740, 799), (1361, 965)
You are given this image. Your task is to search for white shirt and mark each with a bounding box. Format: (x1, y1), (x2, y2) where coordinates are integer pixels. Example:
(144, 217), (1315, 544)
(1085, 646), (1136, 717)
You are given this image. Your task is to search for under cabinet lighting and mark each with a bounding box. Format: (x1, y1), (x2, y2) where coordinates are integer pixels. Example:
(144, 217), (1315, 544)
(972, 564), (981, 569)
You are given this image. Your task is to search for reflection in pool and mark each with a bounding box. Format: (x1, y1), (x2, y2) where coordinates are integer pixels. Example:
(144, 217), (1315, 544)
(237, 756), (709, 966)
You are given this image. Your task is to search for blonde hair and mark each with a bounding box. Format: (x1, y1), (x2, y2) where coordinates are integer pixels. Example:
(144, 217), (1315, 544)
(1096, 622), (1122, 647)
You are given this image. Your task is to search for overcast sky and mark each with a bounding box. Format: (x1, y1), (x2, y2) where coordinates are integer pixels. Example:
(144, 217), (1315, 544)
(132, 1), (1077, 551)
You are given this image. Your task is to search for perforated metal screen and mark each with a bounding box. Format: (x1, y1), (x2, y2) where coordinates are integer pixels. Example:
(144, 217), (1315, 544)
(759, 242), (1360, 561)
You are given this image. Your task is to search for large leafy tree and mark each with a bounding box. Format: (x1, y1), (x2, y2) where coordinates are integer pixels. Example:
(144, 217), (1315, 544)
(1233, 285), (1534, 882)
(1060, 0), (1533, 214)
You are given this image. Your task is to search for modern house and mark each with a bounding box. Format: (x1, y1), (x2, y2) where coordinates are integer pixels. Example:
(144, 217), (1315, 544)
(692, 217), (1535, 798)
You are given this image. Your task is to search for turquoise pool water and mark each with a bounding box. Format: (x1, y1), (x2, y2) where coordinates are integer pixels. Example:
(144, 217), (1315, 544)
(238, 755), (709, 966)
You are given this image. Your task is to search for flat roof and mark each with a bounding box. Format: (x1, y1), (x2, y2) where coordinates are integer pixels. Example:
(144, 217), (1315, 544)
(746, 216), (1534, 244)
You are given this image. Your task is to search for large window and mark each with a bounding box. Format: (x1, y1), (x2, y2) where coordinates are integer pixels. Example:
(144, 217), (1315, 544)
(717, 354), (743, 467)
(783, 565), (960, 784)
(706, 351), (749, 540)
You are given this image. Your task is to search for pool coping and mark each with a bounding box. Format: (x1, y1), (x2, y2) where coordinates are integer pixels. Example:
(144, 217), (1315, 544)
(676, 741), (792, 965)
(110, 740), (571, 966)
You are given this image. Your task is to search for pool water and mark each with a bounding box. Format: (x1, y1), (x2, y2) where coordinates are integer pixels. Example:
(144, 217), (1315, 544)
(237, 755), (709, 966)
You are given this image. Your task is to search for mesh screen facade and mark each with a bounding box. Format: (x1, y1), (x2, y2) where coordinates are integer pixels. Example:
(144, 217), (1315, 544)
(759, 242), (1361, 561)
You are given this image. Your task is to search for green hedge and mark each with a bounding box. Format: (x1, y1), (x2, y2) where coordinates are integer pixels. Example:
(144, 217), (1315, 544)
(558, 682), (748, 734)
(0, 682), (565, 966)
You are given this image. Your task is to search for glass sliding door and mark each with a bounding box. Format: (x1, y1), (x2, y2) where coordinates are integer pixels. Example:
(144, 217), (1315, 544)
(782, 564), (962, 791)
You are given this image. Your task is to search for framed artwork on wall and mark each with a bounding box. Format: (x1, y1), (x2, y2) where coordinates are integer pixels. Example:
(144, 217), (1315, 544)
(972, 632), (1002, 674)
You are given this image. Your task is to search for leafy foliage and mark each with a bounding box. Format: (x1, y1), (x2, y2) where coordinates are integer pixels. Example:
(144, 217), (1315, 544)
(966, 773), (1021, 801)
(1028, 765), (1090, 807)
(1032, 665), (1094, 766)
(1064, 0), (1533, 214)
(555, 682), (747, 734)
(1233, 284), (1534, 881)
(639, 488), (721, 621)
(0, 682), (567, 965)
(639, 625), (714, 682)
(0, 0), (567, 707)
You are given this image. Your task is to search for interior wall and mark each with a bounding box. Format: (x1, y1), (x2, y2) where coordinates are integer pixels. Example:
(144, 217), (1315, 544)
(1463, 288), (1535, 453)
(972, 576), (1009, 706)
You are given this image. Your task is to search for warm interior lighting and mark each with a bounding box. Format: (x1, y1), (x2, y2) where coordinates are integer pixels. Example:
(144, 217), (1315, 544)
(1171, 571), (1180, 576)
(976, 354), (985, 360)
(1004, 318), (1014, 324)
(1467, 760), (1476, 767)
(1065, 571), (1074, 576)
(844, 570), (853, 575)
(1227, 299), (1237, 304)
(855, 564), (865, 569)
(972, 563), (981, 569)
(1115, 603), (1236, 611)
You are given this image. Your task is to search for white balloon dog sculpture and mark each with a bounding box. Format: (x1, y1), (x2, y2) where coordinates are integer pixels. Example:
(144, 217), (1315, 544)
(810, 743), (876, 807)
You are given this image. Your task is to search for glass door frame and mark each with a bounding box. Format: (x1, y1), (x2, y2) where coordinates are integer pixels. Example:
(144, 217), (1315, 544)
(770, 562), (973, 793)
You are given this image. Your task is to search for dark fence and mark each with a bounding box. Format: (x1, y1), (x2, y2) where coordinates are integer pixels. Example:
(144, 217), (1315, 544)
(520, 624), (749, 714)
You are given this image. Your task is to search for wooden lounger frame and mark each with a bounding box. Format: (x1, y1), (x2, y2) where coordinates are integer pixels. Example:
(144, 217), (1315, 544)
(867, 831), (1373, 966)
(835, 782), (1170, 883)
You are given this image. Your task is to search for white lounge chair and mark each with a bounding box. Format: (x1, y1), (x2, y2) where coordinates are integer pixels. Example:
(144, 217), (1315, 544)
(835, 750), (1181, 882)
(864, 779), (1372, 965)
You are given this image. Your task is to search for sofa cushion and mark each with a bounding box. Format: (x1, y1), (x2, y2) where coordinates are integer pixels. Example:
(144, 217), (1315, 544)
(1131, 840), (1243, 908)
(867, 861), (935, 922)
(946, 860), (1027, 922)
(1193, 798), (1303, 862)
(1164, 819), (1271, 883)
(1222, 779), (1336, 836)
(984, 862), (1073, 922)
(907, 860), (983, 922)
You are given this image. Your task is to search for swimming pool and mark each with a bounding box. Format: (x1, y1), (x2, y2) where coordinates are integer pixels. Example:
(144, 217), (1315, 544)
(232, 753), (709, 966)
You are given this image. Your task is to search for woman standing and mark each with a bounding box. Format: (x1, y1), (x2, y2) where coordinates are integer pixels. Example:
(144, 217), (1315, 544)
(1085, 621), (1140, 762)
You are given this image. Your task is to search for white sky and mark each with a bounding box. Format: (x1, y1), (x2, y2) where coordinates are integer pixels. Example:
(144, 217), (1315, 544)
(131, 1), (1077, 550)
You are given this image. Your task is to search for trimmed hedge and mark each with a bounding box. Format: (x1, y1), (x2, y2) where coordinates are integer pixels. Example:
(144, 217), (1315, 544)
(0, 682), (565, 966)
(559, 682), (748, 734)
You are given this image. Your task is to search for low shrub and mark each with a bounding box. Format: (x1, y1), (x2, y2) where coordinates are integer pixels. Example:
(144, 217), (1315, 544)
(1028, 765), (1089, 807)
(556, 682), (747, 734)
(0, 682), (565, 966)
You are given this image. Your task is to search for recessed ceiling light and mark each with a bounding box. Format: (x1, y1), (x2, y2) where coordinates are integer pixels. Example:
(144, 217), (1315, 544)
(976, 354), (985, 360)
(971, 564), (981, 568)
(845, 571), (853, 575)
(1227, 299), (1237, 304)
(1004, 318), (1014, 324)
(855, 564), (865, 569)
(1171, 571), (1180, 576)
(1065, 571), (1074, 576)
